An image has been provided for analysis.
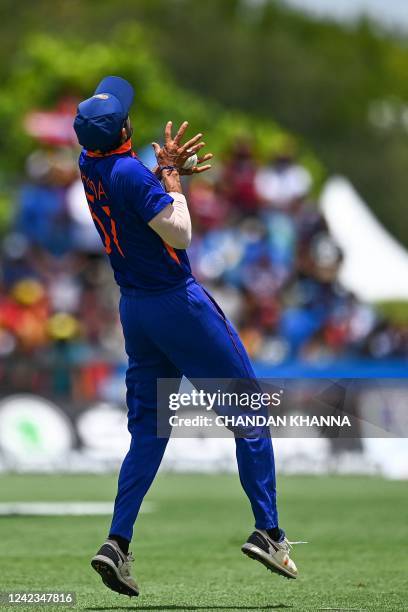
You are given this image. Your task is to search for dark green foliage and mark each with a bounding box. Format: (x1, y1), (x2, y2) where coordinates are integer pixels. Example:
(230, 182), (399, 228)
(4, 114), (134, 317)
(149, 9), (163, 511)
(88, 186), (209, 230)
(0, 0), (408, 241)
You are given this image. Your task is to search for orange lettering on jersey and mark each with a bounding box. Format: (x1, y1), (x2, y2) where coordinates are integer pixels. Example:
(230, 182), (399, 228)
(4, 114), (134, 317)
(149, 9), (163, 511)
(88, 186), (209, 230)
(91, 211), (112, 254)
(100, 206), (124, 257)
(98, 181), (107, 200)
(85, 191), (95, 203)
(89, 180), (97, 197)
(82, 177), (125, 257)
(110, 219), (125, 257)
(81, 173), (99, 200)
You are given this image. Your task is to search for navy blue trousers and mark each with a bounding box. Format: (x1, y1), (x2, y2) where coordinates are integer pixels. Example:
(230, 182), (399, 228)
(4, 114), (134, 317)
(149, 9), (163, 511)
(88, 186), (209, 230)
(110, 278), (278, 541)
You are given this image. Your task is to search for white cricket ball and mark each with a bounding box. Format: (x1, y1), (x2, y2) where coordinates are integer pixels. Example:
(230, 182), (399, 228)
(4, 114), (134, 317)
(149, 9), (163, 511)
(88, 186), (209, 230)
(182, 154), (198, 170)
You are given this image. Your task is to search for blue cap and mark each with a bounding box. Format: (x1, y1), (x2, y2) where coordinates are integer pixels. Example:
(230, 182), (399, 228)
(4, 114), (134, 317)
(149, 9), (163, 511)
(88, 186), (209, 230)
(73, 76), (134, 152)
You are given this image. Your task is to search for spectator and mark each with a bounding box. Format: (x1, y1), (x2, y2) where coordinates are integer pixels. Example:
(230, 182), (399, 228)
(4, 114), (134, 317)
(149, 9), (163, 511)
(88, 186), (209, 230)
(0, 132), (405, 402)
(255, 142), (312, 210)
(220, 139), (260, 215)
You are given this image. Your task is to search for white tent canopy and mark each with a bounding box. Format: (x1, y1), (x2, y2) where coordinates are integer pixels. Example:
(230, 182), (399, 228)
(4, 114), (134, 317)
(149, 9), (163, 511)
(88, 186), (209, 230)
(320, 177), (408, 302)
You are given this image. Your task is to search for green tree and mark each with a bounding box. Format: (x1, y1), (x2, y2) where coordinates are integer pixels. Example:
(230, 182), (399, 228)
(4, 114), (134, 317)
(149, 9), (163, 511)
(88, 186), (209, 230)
(0, 23), (321, 184)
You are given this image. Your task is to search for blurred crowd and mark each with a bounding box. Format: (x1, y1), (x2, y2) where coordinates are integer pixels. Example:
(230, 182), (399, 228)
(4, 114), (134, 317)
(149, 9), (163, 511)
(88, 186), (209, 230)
(0, 134), (407, 400)
(187, 140), (408, 365)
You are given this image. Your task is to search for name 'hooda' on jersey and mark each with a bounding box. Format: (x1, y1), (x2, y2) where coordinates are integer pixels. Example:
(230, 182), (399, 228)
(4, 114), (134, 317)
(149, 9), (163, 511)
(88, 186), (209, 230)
(81, 171), (125, 258)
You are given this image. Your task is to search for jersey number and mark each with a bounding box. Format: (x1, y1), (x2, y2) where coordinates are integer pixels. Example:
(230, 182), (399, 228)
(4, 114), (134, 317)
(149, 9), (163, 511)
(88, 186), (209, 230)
(85, 192), (124, 258)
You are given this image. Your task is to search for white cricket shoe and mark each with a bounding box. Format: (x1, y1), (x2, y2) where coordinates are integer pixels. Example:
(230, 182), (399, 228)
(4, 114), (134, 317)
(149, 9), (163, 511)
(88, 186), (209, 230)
(91, 539), (139, 597)
(242, 529), (305, 579)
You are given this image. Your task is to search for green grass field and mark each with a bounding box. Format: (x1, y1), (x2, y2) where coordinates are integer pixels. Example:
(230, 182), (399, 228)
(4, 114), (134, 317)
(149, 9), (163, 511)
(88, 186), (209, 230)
(0, 473), (406, 611)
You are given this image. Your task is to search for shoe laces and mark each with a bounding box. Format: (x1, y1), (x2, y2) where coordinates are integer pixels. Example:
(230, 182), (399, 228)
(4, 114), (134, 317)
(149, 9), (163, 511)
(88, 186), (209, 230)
(281, 538), (308, 553)
(123, 552), (134, 577)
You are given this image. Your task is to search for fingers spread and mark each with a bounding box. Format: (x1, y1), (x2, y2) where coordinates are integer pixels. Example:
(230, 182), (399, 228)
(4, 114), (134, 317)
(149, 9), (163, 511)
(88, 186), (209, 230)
(184, 142), (206, 156)
(181, 133), (203, 152)
(197, 153), (213, 163)
(164, 121), (173, 143)
(152, 142), (161, 156)
(174, 121), (189, 144)
(193, 164), (212, 174)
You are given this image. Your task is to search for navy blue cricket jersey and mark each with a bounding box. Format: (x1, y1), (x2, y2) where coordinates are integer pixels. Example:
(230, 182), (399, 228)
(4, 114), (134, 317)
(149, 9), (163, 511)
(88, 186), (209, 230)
(78, 141), (192, 293)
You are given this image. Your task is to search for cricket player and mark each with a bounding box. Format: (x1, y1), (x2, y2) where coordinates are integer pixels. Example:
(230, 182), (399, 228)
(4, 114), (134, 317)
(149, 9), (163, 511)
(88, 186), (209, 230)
(73, 76), (300, 597)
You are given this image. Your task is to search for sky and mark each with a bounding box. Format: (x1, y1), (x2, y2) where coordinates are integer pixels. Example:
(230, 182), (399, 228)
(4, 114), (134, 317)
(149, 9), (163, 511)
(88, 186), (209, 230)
(282, 0), (408, 32)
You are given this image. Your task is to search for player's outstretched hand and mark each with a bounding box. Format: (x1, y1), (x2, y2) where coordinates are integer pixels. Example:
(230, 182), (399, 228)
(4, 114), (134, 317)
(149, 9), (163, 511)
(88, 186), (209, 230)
(152, 121), (213, 175)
